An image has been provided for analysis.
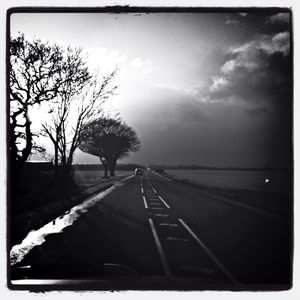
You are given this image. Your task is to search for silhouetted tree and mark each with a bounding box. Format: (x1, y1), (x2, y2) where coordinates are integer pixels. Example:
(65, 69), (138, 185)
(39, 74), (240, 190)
(41, 47), (90, 177)
(10, 34), (66, 187)
(80, 117), (141, 177)
(42, 69), (117, 178)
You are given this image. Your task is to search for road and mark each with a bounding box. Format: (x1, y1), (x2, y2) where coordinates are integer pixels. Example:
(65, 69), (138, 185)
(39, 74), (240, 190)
(10, 171), (292, 290)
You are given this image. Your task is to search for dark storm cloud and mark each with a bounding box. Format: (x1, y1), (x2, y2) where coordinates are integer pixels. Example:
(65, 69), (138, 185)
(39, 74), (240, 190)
(196, 27), (291, 115)
(225, 16), (240, 26)
(266, 13), (290, 24)
(263, 12), (291, 35)
(224, 13), (248, 26)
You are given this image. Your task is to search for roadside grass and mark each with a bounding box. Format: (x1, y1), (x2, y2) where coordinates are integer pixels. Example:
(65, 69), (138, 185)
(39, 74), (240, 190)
(74, 170), (133, 187)
(161, 172), (292, 218)
(10, 169), (133, 246)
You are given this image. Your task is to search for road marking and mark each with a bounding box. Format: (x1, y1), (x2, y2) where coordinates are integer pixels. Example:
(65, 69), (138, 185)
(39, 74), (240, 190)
(158, 196), (170, 209)
(150, 202), (162, 205)
(148, 219), (172, 277)
(166, 237), (190, 242)
(146, 175), (152, 185)
(142, 196), (148, 209)
(141, 187), (144, 194)
(123, 174), (136, 181)
(151, 207), (164, 210)
(159, 223), (179, 227)
(178, 218), (239, 284)
(154, 214), (170, 217)
(152, 187), (157, 194)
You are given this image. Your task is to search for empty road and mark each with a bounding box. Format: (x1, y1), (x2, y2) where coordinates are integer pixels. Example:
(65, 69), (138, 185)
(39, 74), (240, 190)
(11, 171), (292, 290)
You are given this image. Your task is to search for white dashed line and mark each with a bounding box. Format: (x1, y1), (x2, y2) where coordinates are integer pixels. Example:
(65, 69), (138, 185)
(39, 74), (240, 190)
(142, 196), (148, 209)
(166, 237), (190, 242)
(148, 219), (172, 277)
(154, 214), (170, 217)
(141, 187), (144, 194)
(158, 196), (170, 209)
(159, 223), (179, 227)
(152, 187), (157, 194)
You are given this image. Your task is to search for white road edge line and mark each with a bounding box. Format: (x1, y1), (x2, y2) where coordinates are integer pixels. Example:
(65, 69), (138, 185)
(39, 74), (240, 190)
(178, 218), (239, 284)
(148, 219), (172, 278)
(158, 196), (170, 209)
(142, 196), (148, 209)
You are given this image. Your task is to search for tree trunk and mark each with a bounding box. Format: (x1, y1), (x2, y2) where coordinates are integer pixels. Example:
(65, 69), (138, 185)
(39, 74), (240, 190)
(19, 110), (33, 169)
(10, 110), (32, 194)
(109, 167), (115, 177)
(54, 131), (59, 178)
(100, 157), (108, 178)
(10, 125), (21, 193)
(109, 158), (117, 177)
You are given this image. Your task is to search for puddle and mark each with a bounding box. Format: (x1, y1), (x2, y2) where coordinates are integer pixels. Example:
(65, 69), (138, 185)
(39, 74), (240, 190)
(10, 176), (133, 266)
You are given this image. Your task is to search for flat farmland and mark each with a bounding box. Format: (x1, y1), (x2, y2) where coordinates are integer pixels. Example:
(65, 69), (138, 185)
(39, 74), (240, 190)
(74, 170), (134, 185)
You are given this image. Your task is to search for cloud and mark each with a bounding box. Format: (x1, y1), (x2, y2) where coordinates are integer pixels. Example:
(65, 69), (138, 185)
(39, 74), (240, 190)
(130, 57), (143, 68)
(195, 30), (291, 112)
(267, 13), (290, 24)
(209, 76), (229, 92)
(224, 15), (240, 25)
(130, 57), (153, 73)
(225, 18), (239, 25)
(85, 47), (154, 76)
(225, 13), (248, 26)
(85, 47), (128, 73)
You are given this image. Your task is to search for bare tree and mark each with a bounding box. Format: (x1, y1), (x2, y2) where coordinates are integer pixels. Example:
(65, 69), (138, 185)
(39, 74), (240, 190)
(80, 117), (141, 177)
(9, 34), (66, 186)
(42, 68), (118, 178)
(40, 46), (90, 176)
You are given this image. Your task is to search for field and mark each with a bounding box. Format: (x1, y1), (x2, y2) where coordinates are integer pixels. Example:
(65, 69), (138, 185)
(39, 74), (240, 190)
(74, 170), (134, 186)
(165, 169), (291, 193)
(165, 169), (292, 217)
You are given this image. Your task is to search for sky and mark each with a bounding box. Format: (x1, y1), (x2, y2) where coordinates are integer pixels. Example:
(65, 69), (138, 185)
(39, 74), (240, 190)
(10, 10), (292, 168)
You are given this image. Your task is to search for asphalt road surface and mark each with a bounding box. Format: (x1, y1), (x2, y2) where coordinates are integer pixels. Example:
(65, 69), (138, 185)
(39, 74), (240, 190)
(10, 171), (292, 290)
